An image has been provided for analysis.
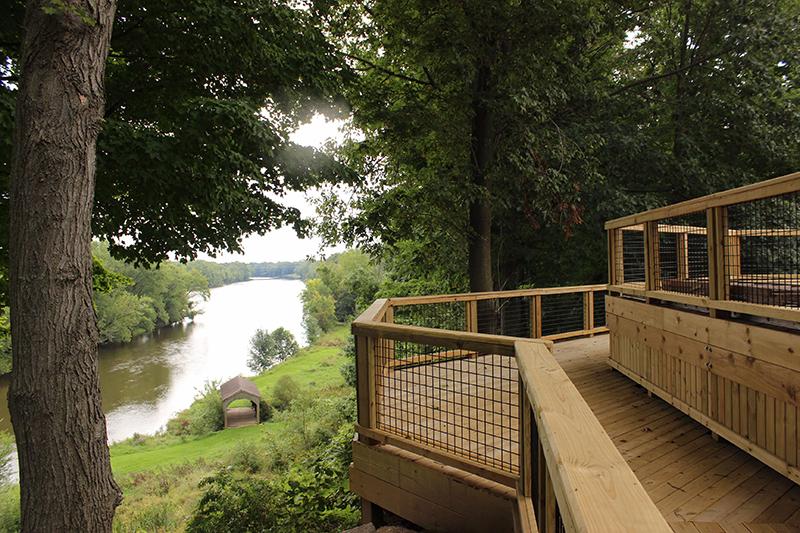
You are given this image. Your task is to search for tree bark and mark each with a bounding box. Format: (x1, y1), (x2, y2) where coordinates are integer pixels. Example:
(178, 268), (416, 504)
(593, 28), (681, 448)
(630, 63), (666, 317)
(468, 63), (498, 334)
(468, 63), (495, 295)
(8, 1), (121, 531)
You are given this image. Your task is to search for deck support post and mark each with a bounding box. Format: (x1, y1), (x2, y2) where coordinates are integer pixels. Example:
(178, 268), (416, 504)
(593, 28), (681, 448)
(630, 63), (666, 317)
(361, 498), (385, 527)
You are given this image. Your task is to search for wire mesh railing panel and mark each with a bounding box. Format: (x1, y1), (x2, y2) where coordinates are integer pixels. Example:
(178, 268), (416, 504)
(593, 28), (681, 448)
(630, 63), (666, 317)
(656, 212), (709, 296)
(541, 292), (585, 337)
(593, 290), (607, 328)
(614, 227), (646, 288)
(374, 339), (519, 474)
(726, 191), (800, 307)
(393, 300), (467, 331)
(475, 296), (532, 338)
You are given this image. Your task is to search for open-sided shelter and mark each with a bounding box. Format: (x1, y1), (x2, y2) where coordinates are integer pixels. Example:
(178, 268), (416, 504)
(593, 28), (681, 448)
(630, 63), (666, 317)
(221, 376), (261, 428)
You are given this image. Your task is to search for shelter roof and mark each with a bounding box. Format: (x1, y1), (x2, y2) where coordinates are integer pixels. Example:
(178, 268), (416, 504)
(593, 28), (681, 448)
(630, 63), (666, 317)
(220, 376), (261, 403)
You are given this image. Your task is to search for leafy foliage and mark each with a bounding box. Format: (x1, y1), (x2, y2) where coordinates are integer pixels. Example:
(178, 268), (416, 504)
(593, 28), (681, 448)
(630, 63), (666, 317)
(188, 397), (358, 533)
(247, 327), (299, 373)
(165, 381), (224, 437)
(92, 242), (210, 344)
(317, 0), (800, 291)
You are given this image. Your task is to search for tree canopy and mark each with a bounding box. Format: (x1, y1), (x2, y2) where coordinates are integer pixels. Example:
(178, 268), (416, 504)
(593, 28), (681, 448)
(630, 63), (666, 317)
(317, 0), (800, 291)
(1, 0), (355, 271)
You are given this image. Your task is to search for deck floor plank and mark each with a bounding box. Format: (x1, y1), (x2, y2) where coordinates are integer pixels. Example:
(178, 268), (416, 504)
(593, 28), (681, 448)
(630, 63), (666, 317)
(553, 336), (800, 529)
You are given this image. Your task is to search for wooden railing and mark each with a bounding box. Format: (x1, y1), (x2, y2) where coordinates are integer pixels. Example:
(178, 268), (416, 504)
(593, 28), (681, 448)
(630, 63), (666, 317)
(352, 287), (672, 532)
(386, 284), (609, 341)
(605, 171), (800, 488)
(515, 341), (670, 533)
(606, 171), (800, 322)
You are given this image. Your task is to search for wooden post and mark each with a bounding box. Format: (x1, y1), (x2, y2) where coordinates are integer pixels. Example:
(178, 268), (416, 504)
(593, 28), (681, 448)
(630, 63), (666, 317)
(361, 499), (385, 527)
(608, 228), (619, 285)
(530, 295), (542, 339)
(466, 300), (478, 333)
(677, 232), (689, 279)
(355, 332), (377, 445)
(707, 207), (729, 317)
(584, 291), (594, 335)
(644, 220), (661, 294)
(519, 377), (534, 499)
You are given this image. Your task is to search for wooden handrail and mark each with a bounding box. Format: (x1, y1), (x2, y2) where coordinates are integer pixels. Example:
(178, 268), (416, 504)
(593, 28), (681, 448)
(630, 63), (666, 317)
(384, 284), (609, 306)
(352, 320), (537, 357)
(514, 341), (672, 533)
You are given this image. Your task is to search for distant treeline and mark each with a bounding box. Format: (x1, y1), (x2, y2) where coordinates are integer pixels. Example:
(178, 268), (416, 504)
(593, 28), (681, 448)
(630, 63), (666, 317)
(249, 261), (319, 280)
(0, 254), (331, 372)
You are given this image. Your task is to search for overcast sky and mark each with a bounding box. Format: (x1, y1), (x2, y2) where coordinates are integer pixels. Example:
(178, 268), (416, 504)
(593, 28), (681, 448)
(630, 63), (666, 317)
(200, 115), (347, 264)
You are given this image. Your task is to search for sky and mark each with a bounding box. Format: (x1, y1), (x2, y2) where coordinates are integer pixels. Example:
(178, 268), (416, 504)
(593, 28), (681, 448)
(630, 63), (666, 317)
(199, 115), (347, 264)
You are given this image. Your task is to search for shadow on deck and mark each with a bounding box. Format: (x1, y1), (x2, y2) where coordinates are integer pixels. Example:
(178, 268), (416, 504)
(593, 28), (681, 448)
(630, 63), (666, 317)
(557, 336), (800, 533)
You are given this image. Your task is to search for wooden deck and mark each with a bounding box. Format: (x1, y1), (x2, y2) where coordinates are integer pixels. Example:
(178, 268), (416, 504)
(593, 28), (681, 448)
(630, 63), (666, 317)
(556, 335), (800, 533)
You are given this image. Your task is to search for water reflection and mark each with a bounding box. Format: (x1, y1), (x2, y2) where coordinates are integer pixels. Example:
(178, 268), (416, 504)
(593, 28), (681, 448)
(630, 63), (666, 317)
(0, 278), (305, 443)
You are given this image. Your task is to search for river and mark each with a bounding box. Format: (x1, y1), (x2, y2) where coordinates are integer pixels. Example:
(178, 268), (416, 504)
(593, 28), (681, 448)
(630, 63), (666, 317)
(0, 277), (305, 443)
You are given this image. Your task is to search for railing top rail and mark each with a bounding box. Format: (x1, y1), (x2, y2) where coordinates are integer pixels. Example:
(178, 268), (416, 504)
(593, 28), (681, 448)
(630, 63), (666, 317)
(352, 298), (391, 324)
(605, 171), (800, 230)
(352, 320), (551, 357)
(383, 284), (609, 307)
(515, 340), (672, 533)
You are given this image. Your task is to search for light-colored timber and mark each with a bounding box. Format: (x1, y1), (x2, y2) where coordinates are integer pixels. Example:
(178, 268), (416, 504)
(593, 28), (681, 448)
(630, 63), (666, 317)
(350, 334), (800, 532)
(555, 336), (800, 532)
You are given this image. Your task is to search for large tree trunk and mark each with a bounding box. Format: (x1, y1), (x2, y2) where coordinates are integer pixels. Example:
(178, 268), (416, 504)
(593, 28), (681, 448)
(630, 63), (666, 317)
(468, 63), (495, 295)
(8, 1), (121, 530)
(468, 63), (497, 334)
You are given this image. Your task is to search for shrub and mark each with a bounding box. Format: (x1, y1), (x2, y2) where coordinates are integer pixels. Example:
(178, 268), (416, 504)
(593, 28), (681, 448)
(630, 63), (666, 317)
(188, 415), (359, 533)
(272, 375), (300, 412)
(166, 381), (223, 437)
(339, 335), (356, 388)
(0, 485), (19, 533)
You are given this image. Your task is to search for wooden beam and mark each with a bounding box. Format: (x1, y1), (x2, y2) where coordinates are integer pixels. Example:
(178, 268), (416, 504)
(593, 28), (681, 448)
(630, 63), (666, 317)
(515, 341), (672, 533)
(351, 321), (526, 357)
(356, 424), (519, 488)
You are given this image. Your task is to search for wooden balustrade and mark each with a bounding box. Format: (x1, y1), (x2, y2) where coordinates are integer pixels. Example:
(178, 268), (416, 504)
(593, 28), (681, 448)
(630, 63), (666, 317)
(351, 286), (672, 532)
(605, 171), (800, 493)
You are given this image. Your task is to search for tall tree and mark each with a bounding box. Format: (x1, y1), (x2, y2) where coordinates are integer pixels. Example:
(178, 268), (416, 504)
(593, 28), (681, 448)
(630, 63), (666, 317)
(319, 0), (800, 292)
(3, 0), (353, 528)
(319, 0), (627, 294)
(9, 0), (122, 530)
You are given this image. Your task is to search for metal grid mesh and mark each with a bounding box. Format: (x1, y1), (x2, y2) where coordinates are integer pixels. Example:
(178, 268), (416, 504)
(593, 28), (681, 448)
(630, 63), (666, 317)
(394, 301), (466, 331)
(725, 191), (800, 307)
(475, 296), (531, 338)
(614, 227), (646, 287)
(541, 292), (585, 337)
(374, 339), (519, 474)
(593, 290), (607, 328)
(656, 212), (709, 296)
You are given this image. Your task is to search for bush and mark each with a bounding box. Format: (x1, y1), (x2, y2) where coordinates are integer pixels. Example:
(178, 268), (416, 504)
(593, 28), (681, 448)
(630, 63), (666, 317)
(272, 375), (300, 412)
(0, 485), (19, 533)
(188, 414), (359, 533)
(339, 335), (356, 388)
(166, 381), (223, 437)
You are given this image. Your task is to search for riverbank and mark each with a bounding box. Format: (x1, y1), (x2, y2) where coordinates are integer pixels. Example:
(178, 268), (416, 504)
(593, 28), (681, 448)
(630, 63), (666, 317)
(109, 325), (349, 472)
(107, 325), (356, 533)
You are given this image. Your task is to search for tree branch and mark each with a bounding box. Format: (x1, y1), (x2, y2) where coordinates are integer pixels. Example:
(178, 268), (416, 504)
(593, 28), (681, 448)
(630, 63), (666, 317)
(609, 48), (732, 97)
(338, 51), (438, 88)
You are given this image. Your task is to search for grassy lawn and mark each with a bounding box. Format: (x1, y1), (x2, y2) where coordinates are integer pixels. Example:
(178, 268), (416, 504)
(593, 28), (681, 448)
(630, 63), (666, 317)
(111, 423), (268, 474)
(110, 325), (351, 475)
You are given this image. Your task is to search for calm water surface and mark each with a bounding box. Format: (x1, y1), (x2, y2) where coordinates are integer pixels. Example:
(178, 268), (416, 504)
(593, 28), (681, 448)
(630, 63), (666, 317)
(0, 277), (305, 443)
